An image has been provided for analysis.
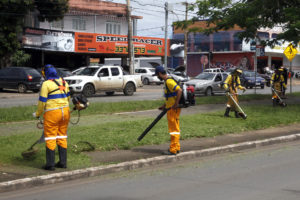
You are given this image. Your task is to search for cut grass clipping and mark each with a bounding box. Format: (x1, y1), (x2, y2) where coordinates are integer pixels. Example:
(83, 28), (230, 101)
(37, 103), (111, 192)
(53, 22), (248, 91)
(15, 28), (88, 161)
(0, 104), (300, 170)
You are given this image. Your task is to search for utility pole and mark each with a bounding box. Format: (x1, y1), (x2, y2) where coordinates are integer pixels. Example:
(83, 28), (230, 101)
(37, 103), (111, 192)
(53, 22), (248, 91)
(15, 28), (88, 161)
(127, 0), (134, 74)
(183, 1), (188, 72)
(164, 2), (169, 69)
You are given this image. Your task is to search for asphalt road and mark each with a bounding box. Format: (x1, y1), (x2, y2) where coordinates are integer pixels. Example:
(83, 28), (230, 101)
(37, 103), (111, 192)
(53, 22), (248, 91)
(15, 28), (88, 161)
(1, 141), (300, 200)
(1, 84), (300, 108)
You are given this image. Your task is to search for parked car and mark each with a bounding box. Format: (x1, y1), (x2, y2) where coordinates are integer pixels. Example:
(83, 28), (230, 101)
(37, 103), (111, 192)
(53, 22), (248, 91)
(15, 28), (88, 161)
(0, 67), (43, 93)
(56, 68), (72, 77)
(295, 71), (300, 79)
(168, 66), (190, 82)
(185, 72), (228, 96)
(225, 68), (236, 73)
(259, 73), (271, 87)
(240, 71), (265, 89)
(72, 66), (87, 75)
(135, 67), (163, 85)
(203, 68), (225, 73)
(64, 65), (143, 97)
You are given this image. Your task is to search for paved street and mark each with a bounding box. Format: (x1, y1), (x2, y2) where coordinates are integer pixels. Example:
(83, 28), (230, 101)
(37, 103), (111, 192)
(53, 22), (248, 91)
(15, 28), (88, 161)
(1, 141), (300, 200)
(1, 83), (300, 108)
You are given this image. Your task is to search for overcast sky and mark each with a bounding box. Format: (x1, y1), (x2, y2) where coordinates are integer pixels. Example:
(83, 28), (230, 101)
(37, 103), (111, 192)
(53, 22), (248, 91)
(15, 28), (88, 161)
(108, 0), (198, 38)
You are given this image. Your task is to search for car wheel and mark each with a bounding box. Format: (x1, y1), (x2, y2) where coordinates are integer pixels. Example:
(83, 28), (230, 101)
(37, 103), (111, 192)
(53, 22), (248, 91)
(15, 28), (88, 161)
(250, 86), (253, 89)
(261, 85), (264, 89)
(296, 74), (299, 78)
(32, 89), (39, 93)
(205, 87), (213, 96)
(82, 84), (95, 97)
(18, 84), (27, 93)
(0, 88), (3, 92)
(142, 78), (149, 85)
(123, 82), (135, 96)
(105, 91), (115, 96)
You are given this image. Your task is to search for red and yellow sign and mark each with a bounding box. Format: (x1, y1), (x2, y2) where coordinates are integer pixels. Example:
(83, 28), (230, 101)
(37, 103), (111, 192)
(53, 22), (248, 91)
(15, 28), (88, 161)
(75, 33), (168, 56)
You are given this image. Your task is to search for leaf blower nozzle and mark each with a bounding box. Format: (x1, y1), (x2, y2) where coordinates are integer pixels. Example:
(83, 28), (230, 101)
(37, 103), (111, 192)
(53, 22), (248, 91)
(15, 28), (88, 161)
(72, 94), (89, 111)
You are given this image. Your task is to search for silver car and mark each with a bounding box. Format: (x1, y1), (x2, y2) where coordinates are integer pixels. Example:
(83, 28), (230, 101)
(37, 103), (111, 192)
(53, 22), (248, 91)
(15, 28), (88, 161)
(185, 72), (228, 96)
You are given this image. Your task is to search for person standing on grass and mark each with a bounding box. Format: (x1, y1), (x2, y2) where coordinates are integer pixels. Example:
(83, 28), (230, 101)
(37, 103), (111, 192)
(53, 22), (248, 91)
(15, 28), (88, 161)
(223, 68), (246, 118)
(33, 64), (70, 171)
(271, 66), (286, 106)
(153, 66), (182, 155)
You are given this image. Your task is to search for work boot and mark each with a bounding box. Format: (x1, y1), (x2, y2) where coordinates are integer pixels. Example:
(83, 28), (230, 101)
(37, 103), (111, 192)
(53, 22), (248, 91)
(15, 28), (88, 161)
(224, 107), (230, 117)
(162, 150), (177, 156)
(272, 99), (277, 107)
(235, 111), (240, 118)
(44, 147), (55, 171)
(55, 145), (67, 168)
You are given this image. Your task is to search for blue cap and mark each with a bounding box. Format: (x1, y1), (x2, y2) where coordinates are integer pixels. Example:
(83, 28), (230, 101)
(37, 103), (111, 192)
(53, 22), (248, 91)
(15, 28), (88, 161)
(43, 64), (59, 80)
(153, 66), (166, 76)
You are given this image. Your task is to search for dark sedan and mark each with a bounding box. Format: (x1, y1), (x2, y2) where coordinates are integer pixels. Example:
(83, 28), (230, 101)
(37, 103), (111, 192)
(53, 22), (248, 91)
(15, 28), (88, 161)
(0, 67), (43, 93)
(240, 71), (265, 89)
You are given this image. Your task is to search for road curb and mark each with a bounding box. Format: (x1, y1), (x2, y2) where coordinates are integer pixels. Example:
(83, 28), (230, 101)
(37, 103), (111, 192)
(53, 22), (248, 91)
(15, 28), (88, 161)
(1, 133), (300, 193)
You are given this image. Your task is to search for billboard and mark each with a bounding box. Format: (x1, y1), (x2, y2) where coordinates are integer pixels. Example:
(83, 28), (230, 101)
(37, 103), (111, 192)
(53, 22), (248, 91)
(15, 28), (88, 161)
(75, 33), (167, 56)
(22, 28), (75, 52)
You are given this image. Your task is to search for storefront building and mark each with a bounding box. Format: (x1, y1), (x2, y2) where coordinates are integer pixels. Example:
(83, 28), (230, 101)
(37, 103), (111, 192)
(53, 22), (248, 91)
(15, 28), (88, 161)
(22, 0), (166, 70)
(172, 20), (300, 77)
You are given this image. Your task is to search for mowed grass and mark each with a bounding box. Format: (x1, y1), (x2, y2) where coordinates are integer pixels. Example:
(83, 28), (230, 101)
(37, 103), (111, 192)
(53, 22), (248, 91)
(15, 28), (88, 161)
(1, 92), (300, 123)
(1, 104), (300, 170)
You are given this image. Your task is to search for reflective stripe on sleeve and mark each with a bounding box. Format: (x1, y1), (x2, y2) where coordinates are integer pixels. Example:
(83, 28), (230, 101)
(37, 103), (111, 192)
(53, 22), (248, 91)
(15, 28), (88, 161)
(173, 85), (178, 91)
(39, 96), (47, 102)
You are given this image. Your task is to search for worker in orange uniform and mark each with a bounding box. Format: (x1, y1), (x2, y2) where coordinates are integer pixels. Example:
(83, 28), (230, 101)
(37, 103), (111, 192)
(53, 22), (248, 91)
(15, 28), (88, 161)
(271, 66), (286, 106)
(223, 68), (246, 118)
(154, 66), (182, 155)
(33, 64), (70, 170)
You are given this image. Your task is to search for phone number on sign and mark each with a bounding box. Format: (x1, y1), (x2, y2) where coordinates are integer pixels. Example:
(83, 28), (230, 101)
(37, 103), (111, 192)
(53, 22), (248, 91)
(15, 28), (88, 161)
(115, 46), (146, 54)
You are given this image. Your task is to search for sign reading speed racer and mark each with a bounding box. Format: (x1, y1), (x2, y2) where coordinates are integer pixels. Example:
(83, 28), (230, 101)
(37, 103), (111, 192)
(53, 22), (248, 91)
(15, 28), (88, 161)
(75, 33), (168, 56)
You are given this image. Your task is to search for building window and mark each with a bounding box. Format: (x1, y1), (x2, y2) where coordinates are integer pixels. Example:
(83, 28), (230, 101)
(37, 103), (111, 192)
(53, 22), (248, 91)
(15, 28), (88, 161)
(72, 16), (86, 30)
(106, 22), (121, 34)
(213, 32), (230, 52)
(51, 19), (64, 29)
(257, 32), (269, 40)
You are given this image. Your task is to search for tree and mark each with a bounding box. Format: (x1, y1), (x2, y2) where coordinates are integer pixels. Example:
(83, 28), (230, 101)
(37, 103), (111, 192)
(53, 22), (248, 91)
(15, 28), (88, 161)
(0, 0), (69, 68)
(175, 0), (300, 46)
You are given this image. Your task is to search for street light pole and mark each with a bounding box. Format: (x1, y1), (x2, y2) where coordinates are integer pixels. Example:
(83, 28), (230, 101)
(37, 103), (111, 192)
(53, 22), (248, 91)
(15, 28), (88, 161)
(164, 2), (169, 69)
(183, 1), (188, 73)
(127, 0), (134, 74)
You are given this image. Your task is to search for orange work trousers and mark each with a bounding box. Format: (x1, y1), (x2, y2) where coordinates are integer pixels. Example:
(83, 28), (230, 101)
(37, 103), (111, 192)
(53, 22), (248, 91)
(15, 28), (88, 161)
(43, 107), (70, 150)
(167, 108), (181, 154)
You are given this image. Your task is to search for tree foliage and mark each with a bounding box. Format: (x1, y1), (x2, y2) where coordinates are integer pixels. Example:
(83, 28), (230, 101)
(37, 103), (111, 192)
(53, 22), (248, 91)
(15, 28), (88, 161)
(0, 0), (68, 68)
(176, 0), (300, 46)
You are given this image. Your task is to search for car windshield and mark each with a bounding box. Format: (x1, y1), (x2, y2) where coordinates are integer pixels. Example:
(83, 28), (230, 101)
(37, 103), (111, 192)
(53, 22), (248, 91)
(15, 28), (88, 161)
(78, 67), (99, 76)
(195, 73), (215, 80)
(149, 69), (155, 73)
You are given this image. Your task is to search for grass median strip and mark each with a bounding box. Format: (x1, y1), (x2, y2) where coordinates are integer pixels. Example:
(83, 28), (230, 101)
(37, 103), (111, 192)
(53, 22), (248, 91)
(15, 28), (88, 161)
(1, 93), (299, 123)
(0, 104), (300, 172)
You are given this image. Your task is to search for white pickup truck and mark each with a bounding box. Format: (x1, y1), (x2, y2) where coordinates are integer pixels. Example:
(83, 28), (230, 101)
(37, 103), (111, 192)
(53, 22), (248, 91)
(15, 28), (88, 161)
(64, 65), (143, 97)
